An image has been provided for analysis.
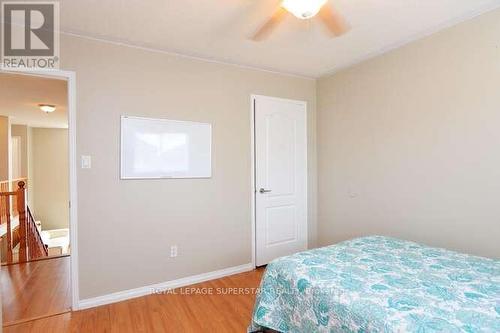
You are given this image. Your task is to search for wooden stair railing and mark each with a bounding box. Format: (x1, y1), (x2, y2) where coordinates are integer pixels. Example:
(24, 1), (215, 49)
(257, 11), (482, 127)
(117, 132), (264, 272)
(0, 180), (10, 224)
(0, 187), (15, 263)
(27, 206), (48, 260)
(0, 178), (28, 218)
(1, 181), (47, 264)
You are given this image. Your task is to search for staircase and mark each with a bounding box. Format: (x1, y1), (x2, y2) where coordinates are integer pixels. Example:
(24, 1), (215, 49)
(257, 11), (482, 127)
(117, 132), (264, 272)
(0, 180), (48, 264)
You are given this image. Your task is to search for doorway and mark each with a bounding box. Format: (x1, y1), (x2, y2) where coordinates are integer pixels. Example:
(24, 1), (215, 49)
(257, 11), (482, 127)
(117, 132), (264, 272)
(252, 95), (308, 267)
(0, 69), (78, 328)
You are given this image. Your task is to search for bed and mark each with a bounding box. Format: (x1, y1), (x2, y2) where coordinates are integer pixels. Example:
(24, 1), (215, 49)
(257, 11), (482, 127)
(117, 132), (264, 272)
(249, 236), (500, 332)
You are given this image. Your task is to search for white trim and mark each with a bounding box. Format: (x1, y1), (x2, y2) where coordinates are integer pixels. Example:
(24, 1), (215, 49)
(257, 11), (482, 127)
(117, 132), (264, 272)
(321, 1), (500, 78)
(67, 71), (79, 311)
(0, 69), (79, 311)
(250, 96), (256, 268)
(6, 117), (12, 185)
(78, 263), (253, 310)
(250, 94), (308, 267)
(60, 31), (315, 81)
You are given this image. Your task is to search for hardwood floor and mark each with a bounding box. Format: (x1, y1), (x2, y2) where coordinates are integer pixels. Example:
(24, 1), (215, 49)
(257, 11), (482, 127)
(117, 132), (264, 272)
(4, 267), (265, 333)
(1, 256), (71, 327)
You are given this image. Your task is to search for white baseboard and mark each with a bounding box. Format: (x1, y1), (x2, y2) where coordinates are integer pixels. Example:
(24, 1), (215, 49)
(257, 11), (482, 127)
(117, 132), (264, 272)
(77, 263), (254, 310)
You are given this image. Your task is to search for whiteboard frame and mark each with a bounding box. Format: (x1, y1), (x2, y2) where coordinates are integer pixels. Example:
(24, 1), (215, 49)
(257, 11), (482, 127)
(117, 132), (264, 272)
(120, 115), (212, 180)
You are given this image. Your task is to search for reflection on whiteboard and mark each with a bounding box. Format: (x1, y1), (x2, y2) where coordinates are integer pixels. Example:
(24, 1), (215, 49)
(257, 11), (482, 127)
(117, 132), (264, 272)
(121, 116), (212, 179)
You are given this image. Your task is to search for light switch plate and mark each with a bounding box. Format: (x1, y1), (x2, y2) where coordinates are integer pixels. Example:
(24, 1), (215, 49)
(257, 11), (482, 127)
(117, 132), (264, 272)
(170, 245), (178, 258)
(81, 155), (91, 169)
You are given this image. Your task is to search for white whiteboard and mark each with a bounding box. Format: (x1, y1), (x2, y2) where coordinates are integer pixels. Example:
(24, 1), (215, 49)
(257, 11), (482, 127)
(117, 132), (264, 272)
(121, 116), (212, 179)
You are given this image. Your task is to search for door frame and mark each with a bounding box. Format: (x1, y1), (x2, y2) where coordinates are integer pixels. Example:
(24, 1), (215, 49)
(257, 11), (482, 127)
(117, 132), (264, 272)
(0, 68), (79, 310)
(250, 94), (308, 268)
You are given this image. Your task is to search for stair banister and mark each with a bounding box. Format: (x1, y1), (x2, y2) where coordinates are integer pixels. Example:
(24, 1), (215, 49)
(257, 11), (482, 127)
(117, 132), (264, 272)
(0, 180), (48, 264)
(16, 181), (28, 262)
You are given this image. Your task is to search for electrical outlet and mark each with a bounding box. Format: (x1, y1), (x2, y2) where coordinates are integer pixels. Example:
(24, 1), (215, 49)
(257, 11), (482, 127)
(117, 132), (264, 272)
(170, 245), (178, 258)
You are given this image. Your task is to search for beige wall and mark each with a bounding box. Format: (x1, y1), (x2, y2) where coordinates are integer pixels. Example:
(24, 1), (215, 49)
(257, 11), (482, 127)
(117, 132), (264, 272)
(0, 116), (9, 181)
(27, 127), (34, 208)
(11, 124), (28, 178)
(59, 35), (317, 299)
(317, 9), (500, 258)
(31, 128), (69, 230)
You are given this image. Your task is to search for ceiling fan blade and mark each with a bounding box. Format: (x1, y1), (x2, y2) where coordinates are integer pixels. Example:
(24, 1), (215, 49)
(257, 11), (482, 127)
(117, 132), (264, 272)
(318, 5), (350, 37)
(250, 7), (288, 41)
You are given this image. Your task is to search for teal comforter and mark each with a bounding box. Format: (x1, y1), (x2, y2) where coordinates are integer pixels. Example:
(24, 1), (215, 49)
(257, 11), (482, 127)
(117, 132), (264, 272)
(249, 236), (500, 332)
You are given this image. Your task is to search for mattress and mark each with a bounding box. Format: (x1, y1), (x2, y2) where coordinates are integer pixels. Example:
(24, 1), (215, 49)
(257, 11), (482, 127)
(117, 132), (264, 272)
(249, 236), (500, 332)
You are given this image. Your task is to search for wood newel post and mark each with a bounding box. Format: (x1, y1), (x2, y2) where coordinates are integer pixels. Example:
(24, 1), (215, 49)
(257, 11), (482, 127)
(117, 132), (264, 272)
(17, 181), (28, 262)
(5, 196), (13, 263)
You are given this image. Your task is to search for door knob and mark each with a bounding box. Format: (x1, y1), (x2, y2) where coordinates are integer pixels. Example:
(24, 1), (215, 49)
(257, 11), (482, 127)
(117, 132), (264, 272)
(259, 188), (272, 194)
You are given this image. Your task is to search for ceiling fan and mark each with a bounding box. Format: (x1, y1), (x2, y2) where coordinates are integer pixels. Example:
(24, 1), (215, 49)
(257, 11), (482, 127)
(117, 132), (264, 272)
(251, 0), (350, 41)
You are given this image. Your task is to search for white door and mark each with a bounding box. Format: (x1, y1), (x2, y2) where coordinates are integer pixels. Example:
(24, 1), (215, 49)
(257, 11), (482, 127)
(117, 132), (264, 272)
(254, 95), (307, 266)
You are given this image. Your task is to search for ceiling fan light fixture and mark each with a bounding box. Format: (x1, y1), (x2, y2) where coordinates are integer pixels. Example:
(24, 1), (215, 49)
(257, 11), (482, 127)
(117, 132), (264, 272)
(281, 0), (328, 19)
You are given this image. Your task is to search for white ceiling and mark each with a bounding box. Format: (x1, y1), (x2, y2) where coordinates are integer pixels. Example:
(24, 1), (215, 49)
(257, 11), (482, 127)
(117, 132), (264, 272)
(61, 0), (500, 78)
(0, 74), (68, 128)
